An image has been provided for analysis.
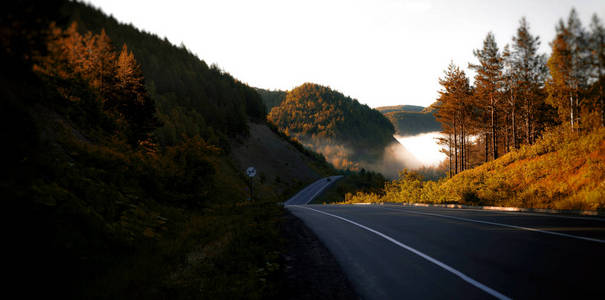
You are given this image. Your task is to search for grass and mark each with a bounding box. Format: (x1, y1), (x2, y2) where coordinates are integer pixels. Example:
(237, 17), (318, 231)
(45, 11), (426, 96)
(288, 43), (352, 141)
(313, 170), (386, 204)
(343, 126), (605, 211)
(15, 107), (289, 299)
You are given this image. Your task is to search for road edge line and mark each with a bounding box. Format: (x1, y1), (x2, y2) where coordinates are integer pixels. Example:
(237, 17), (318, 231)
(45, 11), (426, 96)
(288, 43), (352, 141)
(293, 205), (512, 300)
(380, 207), (605, 244)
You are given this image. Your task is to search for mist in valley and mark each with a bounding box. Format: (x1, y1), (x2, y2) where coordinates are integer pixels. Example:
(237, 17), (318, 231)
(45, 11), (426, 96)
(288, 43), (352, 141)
(394, 132), (447, 167)
(298, 132), (447, 180)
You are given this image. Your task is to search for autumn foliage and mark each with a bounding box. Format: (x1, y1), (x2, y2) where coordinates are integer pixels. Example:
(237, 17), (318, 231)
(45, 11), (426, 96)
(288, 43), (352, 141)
(346, 9), (605, 211)
(268, 83), (395, 170)
(33, 22), (158, 145)
(346, 127), (605, 210)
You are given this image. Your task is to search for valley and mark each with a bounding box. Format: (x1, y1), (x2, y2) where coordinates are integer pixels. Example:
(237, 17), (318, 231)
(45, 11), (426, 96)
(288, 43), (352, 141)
(3, 1), (604, 299)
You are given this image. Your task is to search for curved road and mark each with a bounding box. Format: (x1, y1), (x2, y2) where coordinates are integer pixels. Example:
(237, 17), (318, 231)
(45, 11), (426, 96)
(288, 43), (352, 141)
(285, 175), (343, 205)
(285, 180), (605, 299)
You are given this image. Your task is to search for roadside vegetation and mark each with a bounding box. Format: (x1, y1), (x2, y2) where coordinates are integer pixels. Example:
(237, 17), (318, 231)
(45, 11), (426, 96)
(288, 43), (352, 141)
(344, 123), (605, 211)
(343, 9), (605, 211)
(312, 169), (386, 204)
(3, 2), (334, 298)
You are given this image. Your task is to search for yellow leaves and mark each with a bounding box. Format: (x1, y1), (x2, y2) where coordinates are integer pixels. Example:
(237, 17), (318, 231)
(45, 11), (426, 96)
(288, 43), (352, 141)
(347, 127), (605, 210)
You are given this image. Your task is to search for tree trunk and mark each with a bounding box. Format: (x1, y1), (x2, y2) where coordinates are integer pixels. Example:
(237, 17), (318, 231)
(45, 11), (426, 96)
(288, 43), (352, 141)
(454, 117), (458, 175)
(484, 133), (489, 162)
(599, 82), (605, 126)
(461, 119), (465, 171)
(526, 97), (531, 144)
(448, 134), (453, 178)
(491, 98), (498, 160)
(512, 103), (517, 149)
(504, 114), (509, 154)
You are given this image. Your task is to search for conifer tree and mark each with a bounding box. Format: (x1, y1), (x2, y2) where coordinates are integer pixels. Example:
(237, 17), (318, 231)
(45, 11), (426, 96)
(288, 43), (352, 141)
(546, 32), (575, 129)
(511, 17), (547, 144)
(588, 14), (605, 126)
(470, 32), (503, 160)
(115, 43), (158, 144)
(434, 62), (473, 174)
(546, 9), (590, 132)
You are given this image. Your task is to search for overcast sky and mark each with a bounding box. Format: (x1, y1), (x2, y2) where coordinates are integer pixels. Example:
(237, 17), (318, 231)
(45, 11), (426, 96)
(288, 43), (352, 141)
(87, 0), (604, 108)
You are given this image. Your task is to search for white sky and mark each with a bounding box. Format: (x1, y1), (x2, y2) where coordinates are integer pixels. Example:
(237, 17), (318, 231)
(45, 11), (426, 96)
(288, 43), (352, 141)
(87, 0), (604, 108)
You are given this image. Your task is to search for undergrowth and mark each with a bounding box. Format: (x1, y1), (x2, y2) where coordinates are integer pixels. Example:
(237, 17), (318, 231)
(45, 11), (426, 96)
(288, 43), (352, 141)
(343, 126), (605, 211)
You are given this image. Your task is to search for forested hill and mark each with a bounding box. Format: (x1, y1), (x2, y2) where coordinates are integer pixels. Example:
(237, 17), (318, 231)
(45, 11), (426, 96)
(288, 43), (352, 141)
(64, 2), (266, 148)
(375, 105), (424, 113)
(3, 2), (340, 298)
(268, 83), (404, 171)
(375, 105), (442, 136)
(255, 88), (286, 112)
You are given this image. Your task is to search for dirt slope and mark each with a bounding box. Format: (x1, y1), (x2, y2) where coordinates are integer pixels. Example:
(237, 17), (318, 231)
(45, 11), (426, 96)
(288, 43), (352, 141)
(230, 122), (327, 199)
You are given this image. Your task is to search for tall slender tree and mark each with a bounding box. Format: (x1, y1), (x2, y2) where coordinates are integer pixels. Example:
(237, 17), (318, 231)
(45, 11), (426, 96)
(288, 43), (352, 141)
(502, 44), (519, 151)
(588, 14), (605, 127)
(547, 9), (591, 132)
(470, 32), (503, 160)
(434, 62), (473, 175)
(510, 17), (547, 144)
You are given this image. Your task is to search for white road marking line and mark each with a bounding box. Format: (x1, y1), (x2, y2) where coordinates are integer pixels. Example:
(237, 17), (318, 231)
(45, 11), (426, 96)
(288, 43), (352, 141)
(294, 205), (512, 300)
(388, 204), (605, 222)
(285, 176), (342, 205)
(381, 207), (605, 244)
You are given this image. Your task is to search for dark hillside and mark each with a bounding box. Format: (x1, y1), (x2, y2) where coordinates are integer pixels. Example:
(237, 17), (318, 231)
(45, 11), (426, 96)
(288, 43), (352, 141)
(375, 104), (441, 136)
(63, 2), (266, 148)
(375, 104), (424, 113)
(384, 110), (442, 136)
(2, 2), (338, 298)
(256, 88), (287, 112)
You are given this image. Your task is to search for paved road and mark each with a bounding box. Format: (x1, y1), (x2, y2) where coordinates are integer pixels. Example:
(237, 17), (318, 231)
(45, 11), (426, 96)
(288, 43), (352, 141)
(284, 175), (343, 205)
(286, 194), (605, 299)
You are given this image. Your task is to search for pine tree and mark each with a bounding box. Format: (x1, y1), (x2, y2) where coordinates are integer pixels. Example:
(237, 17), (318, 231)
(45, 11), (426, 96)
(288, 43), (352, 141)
(470, 32), (503, 160)
(588, 14), (605, 127)
(115, 43), (158, 144)
(434, 62), (473, 174)
(546, 9), (590, 132)
(502, 44), (519, 150)
(546, 33), (574, 128)
(511, 17), (547, 144)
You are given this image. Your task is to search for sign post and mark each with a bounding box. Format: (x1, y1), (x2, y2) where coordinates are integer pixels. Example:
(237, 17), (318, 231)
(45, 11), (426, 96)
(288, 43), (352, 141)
(246, 166), (256, 201)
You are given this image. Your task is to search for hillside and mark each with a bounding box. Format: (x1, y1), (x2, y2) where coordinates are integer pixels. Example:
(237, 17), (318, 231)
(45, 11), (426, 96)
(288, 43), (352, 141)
(3, 2), (338, 298)
(374, 104), (442, 136)
(437, 127), (605, 210)
(375, 104), (424, 113)
(63, 2), (266, 148)
(345, 126), (605, 211)
(256, 88), (286, 112)
(230, 122), (334, 198)
(268, 83), (420, 176)
(384, 111), (442, 136)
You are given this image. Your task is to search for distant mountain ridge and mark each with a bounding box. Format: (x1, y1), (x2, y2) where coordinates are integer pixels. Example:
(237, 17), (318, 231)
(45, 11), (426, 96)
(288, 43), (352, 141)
(375, 104), (442, 136)
(255, 88), (286, 112)
(375, 105), (424, 113)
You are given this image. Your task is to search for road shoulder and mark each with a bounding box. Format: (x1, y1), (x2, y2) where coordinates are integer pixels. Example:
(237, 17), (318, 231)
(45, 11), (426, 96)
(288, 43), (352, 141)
(280, 209), (358, 300)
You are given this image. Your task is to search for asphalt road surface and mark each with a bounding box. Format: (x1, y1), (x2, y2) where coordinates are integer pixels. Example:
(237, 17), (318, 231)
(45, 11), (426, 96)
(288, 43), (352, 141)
(285, 186), (605, 299)
(285, 175), (343, 205)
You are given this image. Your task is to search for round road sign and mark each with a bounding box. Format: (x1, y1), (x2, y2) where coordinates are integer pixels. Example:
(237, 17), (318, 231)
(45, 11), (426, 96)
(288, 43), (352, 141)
(246, 166), (256, 177)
